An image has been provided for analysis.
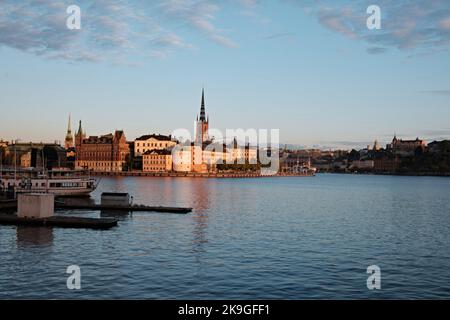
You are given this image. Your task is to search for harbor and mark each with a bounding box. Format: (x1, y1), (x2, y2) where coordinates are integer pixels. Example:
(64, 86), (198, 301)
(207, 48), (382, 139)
(0, 191), (192, 230)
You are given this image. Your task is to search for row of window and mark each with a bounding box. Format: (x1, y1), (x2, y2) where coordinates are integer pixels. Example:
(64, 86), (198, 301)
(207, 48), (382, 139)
(49, 182), (82, 188)
(144, 160), (168, 165)
(143, 167), (167, 172)
(77, 162), (122, 167)
(137, 142), (170, 148)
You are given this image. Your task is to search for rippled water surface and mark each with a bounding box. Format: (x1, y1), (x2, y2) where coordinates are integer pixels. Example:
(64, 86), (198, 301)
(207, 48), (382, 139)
(1, 174), (450, 299)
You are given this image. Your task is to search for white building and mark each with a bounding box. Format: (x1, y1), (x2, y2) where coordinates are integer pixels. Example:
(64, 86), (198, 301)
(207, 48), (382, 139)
(134, 134), (177, 157)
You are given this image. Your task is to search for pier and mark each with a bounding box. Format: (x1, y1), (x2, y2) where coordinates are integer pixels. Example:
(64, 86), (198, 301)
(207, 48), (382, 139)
(1, 200), (192, 214)
(55, 202), (192, 214)
(0, 213), (118, 230)
(0, 198), (193, 214)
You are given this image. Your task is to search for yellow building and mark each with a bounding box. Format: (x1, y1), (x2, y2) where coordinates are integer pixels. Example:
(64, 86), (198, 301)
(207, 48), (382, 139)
(143, 149), (173, 172)
(134, 134), (176, 157)
(170, 89), (258, 173)
(172, 141), (258, 173)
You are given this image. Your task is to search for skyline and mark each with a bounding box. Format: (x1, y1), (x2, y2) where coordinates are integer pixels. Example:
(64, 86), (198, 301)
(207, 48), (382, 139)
(1, 0), (450, 149)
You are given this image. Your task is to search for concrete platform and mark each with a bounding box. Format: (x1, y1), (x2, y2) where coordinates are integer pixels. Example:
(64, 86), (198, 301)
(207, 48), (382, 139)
(56, 203), (192, 214)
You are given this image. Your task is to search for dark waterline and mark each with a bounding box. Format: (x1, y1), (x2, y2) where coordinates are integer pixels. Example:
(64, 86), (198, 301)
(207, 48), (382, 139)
(1, 174), (449, 299)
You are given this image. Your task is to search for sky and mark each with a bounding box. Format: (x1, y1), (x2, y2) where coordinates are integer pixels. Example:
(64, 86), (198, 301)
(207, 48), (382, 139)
(0, 0), (450, 149)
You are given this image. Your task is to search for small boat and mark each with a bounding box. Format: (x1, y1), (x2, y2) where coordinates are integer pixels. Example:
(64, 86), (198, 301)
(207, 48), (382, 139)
(0, 168), (98, 197)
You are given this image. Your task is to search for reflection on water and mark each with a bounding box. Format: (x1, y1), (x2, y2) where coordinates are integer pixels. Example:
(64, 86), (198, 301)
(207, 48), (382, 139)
(100, 209), (131, 219)
(2, 174), (450, 299)
(16, 226), (53, 247)
(58, 197), (96, 206)
(191, 180), (211, 251)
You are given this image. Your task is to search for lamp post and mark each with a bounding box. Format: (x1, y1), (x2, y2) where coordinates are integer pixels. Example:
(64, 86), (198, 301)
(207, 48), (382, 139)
(13, 139), (21, 199)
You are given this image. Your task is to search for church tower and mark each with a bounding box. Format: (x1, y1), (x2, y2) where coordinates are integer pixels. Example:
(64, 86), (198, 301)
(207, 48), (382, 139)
(75, 120), (86, 150)
(64, 114), (74, 149)
(195, 88), (209, 144)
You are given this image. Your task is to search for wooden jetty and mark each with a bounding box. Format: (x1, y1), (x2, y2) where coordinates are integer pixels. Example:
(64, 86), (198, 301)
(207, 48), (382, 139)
(56, 203), (192, 214)
(0, 200), (192, 214)
(0, 213), (118, 230)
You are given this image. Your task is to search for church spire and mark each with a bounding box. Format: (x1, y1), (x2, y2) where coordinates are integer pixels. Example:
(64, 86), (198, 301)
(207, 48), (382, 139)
(65, 114), (74, 149)
(76, 120), (83, 136)
(199, 88), (206, 121)
(67, 114), (72, 134)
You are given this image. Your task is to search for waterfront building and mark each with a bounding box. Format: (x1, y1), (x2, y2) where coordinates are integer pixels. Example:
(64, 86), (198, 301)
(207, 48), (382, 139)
(2, 142), (67, 170)
(172, 143), (195, 172)
(134, 134), (176, 157)
(350, 160), (375, 170)
(280, 152), (311, 173)
(64, 114), (74, 149)
(171, 90), (258, 173)
(374, 156), (399, 172)
(75, 122), (130, 172)
(172, 141), (258, 173)
(142, 149), (173, 172)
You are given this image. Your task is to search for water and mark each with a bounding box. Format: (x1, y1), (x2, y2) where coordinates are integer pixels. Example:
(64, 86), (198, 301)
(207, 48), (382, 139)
(1, 174), (450, 299)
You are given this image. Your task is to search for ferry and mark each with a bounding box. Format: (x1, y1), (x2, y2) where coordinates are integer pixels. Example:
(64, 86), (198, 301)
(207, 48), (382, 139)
(0, 168), (98, 197)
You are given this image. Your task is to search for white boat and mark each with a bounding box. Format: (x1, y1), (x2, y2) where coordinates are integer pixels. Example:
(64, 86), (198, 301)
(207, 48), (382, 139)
(0, 168), (98, 197)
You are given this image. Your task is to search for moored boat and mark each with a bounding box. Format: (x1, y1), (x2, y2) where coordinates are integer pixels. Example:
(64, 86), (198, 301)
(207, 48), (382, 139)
(0, 168), (97, 197)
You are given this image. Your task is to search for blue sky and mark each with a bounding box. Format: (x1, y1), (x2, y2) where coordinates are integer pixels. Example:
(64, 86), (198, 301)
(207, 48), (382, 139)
(1, 0), (450, 149)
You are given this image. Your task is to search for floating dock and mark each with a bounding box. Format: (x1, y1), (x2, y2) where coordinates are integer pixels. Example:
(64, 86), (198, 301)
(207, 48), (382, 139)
(56, 203), (192, 214)
(0, 200), (192, 214)
(0, 213), (118, 230)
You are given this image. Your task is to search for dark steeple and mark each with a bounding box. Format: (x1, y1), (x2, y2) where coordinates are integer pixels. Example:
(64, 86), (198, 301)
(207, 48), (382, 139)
(199, 88), (206, 121)
(76, 120), (83, 136)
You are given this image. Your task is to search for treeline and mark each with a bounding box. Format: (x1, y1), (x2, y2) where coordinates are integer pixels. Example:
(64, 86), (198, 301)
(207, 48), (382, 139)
(398, 142), (450, 173)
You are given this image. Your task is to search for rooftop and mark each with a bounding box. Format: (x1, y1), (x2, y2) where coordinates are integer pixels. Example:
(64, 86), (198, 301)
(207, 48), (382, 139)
(136, 134), (173, 141)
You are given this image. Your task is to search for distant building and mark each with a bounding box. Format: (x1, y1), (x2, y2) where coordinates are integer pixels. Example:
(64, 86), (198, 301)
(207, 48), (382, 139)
(387, 135), (427, 156)
(75, 121), (130, 172)
(280, 153), (311, 173)
(374, 156), (399, 172)
(428, 140), (450, 154)
(350, 160), (374, 170)
(373, 140), (381, 151)
(143, 149), (173, 172)
(150, 88), (258, 174)
(134, 134), (176, 157)
(0, 140), (8, 148)
(3, 142), (67, 170)
(172, 140), (258, 173)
